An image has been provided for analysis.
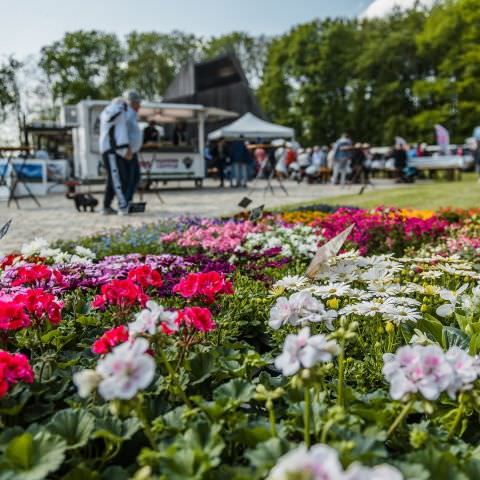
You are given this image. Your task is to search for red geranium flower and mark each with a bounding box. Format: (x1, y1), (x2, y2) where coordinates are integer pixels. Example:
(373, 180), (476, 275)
(0, 350), (34, 398)
(92, 325), (129, 354)
(173, 271), (233, 303)
(127, 265), (163, 288)
(0, 300), (31, 331)
(180, 307), (216, 332)
(11, 264), (63, 287)
(14, 289), (63, 325)
(92, 279), (148, 309)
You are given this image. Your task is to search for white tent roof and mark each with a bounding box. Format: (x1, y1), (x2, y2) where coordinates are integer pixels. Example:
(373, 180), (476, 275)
(208, 112), (294, 140)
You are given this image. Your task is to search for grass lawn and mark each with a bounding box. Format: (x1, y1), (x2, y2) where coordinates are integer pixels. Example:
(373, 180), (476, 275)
(294, 173), (480, 211)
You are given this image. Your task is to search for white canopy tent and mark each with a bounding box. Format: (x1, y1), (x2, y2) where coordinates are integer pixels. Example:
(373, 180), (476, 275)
(208, 112), (294, 140)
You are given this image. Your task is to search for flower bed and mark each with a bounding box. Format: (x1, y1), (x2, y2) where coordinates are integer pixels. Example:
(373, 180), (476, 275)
(0, 206), (480, 479)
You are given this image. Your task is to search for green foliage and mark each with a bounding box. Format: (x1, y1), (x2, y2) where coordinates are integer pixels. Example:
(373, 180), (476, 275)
(39, 31), (125, 103)
(0, 431), (66, 480)
(0, 56), (21, 124)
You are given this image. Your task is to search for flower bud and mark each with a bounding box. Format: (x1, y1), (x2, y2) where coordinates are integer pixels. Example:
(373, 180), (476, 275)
(409, 427), (428, 449)
(327, 297), (340, 310)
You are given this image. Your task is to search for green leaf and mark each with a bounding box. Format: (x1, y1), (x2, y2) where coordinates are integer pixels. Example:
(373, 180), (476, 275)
(417, 314), (444, 344)
(47, 409), (95, 449)
(469, 332), (480, 355)
(6, 433), (34, 470)
(245, 438), (289, 475)
(442, 326), (469, 350)
(0, 430), (66, 480)
(213, 379), (255, 405)
(188, 351), (216, 385)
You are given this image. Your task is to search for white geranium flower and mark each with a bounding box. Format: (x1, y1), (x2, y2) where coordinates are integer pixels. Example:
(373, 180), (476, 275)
(39, 247), (62, 259)
(269, 291), (336, 330)
(129, 300), (180, 336)
(383, 345), (453, 401)
(53, 252), (71, 264)
(21, 238), (49, 257)
(74, 245), (96, 259)
(274, 327), (339, 376)
(445, 346), (480, 399)
(268, 444), (344, 480)
(345, 463), (403, 480)
(96, 338), (155, 400)
(73, 369), (102, 398)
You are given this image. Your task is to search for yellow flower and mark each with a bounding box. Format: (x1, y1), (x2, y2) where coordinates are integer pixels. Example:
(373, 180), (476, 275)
(385, 321), (395, 334)
(326, 297), (340, 310)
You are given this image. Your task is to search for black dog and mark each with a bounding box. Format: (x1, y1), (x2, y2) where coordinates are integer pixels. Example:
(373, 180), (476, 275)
(66, 189), (99, 212)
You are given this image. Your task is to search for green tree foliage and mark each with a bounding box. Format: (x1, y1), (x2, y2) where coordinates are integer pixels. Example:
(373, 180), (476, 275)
(259, 11), (432, 145)
(0, 56), (21, 120)
(412, 0), (480, 141)
(39, 31), (124, 103)
(33, 1), (480, 144)
(124, 31), (200, 101)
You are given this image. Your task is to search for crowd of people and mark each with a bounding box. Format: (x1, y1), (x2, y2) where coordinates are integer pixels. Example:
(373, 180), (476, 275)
(205, 133), (373, 188)
(205, 133), (479, 189)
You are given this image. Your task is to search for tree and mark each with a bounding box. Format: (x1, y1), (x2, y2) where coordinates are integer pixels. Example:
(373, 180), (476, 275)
(258, 19), (359, 145)
(124, 31), (201, 100)
(354, 9), (428, 144)
(0, 56), (21, 121)
(39, 31), (125, 104)
(413, 0), (480, 142)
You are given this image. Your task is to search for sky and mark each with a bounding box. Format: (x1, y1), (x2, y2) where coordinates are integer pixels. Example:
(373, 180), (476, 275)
(0, 0), (426, 58)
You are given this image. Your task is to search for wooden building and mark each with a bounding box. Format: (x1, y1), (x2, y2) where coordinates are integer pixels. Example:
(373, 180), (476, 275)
(164, 54), (264, 121)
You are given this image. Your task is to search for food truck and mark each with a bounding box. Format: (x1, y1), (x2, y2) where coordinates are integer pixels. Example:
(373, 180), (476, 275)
(72, 100), (237, 187)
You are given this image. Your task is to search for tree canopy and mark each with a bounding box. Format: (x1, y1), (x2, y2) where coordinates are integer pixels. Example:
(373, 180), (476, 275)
(8, 0), (477, 145)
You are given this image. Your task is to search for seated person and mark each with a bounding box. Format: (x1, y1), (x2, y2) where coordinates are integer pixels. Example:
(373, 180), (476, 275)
(143, 120), (159, 144)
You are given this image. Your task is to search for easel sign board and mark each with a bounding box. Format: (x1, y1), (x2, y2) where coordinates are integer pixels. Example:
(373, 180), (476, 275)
(0, 159), (69, 200)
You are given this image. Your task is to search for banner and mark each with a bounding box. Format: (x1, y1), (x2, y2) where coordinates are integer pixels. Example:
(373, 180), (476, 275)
(435, 124), (450, 154)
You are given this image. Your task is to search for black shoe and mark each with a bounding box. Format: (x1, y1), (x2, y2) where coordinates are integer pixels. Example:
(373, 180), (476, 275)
(101, 207), (118, 215)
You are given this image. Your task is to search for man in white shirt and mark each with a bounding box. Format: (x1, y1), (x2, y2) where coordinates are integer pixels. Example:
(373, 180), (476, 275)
(124, 90), (142, 204)
(99, 98), (130, 215)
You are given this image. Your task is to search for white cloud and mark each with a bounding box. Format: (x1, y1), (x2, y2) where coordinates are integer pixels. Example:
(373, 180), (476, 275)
(361, 0), (435, 18)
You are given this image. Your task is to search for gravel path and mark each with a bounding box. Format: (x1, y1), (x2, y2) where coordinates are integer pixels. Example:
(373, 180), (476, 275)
(0, 178), (399, 253)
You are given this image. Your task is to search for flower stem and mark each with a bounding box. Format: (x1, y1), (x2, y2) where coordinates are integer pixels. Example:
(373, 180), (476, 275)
(387, 400), (413, 439)
(337, 342), (345, 407)
(320, 418), (335, 444)
(135, 402), (157, 450)
(448, 397), (465, 441)
(304, 387), (311, 448)
(267, 401), (277, 437)
(159, 349), (192, 408)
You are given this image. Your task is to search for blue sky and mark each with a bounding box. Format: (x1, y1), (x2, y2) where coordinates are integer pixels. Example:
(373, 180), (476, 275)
(0, 0), (374, 57)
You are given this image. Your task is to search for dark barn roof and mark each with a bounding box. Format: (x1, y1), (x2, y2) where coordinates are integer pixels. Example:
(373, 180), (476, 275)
(164, 55), (264, 120)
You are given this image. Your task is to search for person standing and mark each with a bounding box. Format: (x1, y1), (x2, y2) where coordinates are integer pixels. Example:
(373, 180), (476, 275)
(230, 137), (250, 188)
(215, 138), (228, 188)
(392, 142), (407, 183)
(331, 133), (352, 186)
(124, 90), (142, 205)
(143, 120), (159, 144)
(99, 97), (130, 215)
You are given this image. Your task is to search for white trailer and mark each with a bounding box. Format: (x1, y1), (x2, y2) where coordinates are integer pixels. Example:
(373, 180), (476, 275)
(72, 100), (236, 186)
